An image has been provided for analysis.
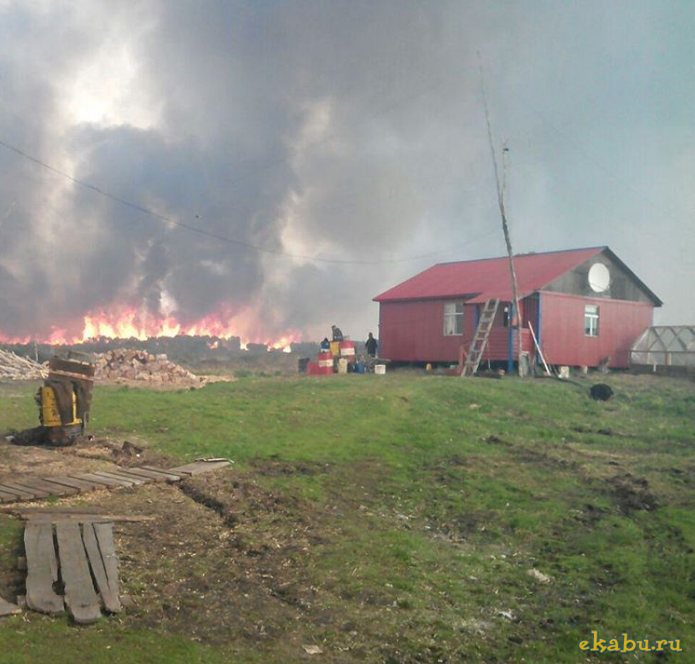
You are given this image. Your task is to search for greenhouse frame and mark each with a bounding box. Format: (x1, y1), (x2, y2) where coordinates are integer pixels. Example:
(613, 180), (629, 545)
(630, 326), (695, 371)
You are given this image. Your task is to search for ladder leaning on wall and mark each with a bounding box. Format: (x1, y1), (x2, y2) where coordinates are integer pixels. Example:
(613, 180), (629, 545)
(460, 299), (500, 377)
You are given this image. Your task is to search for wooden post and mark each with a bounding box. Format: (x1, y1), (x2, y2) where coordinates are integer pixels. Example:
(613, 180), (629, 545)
(478, 54), (523, 375)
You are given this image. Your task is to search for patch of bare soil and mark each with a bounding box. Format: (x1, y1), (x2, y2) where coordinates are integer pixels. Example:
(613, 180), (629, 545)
(606, 472), (658, 514)
(249, 457), (332, 477)
(156, 473), (335, 646)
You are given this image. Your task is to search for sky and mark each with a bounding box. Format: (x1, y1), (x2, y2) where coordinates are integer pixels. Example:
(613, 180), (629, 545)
(0, 0), (693, 343)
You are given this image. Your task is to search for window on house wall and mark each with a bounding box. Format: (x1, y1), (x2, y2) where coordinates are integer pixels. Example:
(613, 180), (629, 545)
(584, 305), (599, 336)
(502, 305), (510, 328)
(443, 302), (464, 335)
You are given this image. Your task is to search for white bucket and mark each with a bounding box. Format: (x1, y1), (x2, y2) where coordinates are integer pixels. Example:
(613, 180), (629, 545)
(374, 364), (386, 375)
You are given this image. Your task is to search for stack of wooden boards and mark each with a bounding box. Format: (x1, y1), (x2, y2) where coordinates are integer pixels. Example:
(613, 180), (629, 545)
(0, 460), (231, 503)
(0, 349), (47, 380)
(23, 511), (129, 624)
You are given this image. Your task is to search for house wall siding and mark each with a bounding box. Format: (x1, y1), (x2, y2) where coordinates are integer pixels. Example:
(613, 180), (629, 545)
(378, 298), (533, 364)
(540, 292), (653, 368)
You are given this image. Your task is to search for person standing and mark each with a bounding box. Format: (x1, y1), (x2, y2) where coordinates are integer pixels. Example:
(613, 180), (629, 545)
(365, 332), (378, 358)
(331, 325), (344, 342)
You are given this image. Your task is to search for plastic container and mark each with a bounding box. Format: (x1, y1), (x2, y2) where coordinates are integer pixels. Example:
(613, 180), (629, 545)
(355, 363), (365, 374)
(374, 364), (386, 375)
(330, 341), (340, 357)
(338, 358), (348, 374)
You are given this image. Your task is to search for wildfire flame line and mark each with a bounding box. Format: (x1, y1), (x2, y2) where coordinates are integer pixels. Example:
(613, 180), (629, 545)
(0, 308), (298, 352)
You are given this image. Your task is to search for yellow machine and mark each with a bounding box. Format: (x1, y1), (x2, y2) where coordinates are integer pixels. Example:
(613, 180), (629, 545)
(34, 352), (95, 446)
(38, 386), (82, 428)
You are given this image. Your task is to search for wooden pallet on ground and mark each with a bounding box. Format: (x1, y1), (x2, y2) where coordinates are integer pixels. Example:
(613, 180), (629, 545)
(23, 515), (123, 624)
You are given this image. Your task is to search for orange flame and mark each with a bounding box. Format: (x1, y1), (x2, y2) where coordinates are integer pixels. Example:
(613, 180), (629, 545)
(0, 306), (300, 352)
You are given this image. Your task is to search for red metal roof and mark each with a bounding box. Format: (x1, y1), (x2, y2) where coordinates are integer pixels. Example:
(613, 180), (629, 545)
(374, 247), (605, 302)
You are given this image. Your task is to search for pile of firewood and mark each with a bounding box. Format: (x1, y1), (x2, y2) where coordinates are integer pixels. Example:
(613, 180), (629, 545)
(94, 349), (204, 385)
(0, 349), (48, 380)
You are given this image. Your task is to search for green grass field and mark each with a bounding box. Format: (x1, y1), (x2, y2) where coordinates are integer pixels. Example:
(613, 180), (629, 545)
(0, 372), (693, 663)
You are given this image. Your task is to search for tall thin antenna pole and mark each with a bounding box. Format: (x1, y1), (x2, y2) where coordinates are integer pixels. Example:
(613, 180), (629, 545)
(477, 53), (523, 376)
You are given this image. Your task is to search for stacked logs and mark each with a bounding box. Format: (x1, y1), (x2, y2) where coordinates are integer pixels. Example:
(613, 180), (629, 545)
(0, 349), (48, 380)
(94, 349), (204, 386)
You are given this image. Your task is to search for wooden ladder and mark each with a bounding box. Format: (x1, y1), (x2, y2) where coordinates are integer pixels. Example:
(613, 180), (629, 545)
(460, 299), (500, 377)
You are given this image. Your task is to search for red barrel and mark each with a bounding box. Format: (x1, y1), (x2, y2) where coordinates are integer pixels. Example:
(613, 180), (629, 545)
(339, 340), (356, 362)
(317, 352), (334, 375)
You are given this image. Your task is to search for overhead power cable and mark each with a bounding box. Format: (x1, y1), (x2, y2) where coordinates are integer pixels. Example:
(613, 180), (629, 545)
(0, 137), (496, 265)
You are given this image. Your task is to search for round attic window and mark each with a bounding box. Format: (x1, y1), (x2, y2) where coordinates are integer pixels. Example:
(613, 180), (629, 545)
(588, 263), (610, 293)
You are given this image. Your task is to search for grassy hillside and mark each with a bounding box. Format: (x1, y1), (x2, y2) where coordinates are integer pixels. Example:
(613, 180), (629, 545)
(0, 372), (693, 663)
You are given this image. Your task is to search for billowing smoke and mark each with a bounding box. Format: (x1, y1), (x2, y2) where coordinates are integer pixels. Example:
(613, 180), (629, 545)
(0, 1), (692, 341)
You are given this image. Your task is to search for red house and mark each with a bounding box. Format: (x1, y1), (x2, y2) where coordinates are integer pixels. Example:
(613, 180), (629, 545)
(373, 247), (662, 369)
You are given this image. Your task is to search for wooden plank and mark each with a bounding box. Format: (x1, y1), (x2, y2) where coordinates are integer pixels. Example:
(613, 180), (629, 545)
(96, 470), (149, 486)
(55, 522), (101, 624)
(24, 514), (154, 524)
(140, 466), (184, 481)
(89, 472), (138, 488)
(94, 522), (121, 614)
(114, 467), (174, 483)
(7, 506), (108, 516)
(0, 481), (49, 500)
(82, 523), (121, 614)
(39, 477), (90, 493)
(70, 473), (128, 489)
(0, 489), (20, 503)
(170, 460), (231, 476)
(54, 475), (105, 491)
(0, 483), (36, 500)
(0, 484), (32, 501)
(9, 477), (79, 497)
(24, 523), (64, 615)
(100, 469), (153, 485)
(0, 595), (21, 617)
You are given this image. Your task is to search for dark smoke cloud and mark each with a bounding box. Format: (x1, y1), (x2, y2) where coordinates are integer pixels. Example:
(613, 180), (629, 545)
(0, 1), (692, 340)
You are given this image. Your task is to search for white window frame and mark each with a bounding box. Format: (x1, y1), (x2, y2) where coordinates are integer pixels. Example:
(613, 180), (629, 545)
(584, 304), (599, 337)
(443, 301), (464, 336)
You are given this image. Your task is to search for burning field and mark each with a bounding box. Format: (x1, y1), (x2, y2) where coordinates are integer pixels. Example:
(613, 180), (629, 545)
(0, 307), (299, 354)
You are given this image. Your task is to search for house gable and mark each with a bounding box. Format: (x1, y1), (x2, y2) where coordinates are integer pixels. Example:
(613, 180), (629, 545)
(542, 248), (662, 305)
